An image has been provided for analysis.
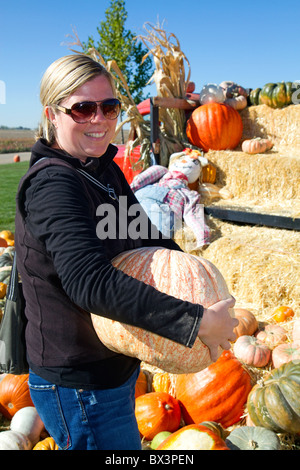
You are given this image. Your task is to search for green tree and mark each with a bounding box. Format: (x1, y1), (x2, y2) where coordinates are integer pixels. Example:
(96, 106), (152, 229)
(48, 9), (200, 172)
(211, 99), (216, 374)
(82, 0), (153, 104)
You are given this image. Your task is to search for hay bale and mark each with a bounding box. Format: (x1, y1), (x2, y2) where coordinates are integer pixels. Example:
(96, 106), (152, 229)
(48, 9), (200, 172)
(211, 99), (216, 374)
(202, 104), (300, 216)
(205, 150), (300, 216)
(174, 218), (300, 317)
(240, 104), (300, 151)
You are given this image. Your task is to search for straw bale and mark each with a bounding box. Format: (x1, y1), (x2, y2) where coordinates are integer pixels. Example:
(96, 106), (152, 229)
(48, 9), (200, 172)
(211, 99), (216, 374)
(201, 104), (300, 215)
(205, 149), (300, 213)
(240, 104), (300, 151)
(174, 218), (300, 317)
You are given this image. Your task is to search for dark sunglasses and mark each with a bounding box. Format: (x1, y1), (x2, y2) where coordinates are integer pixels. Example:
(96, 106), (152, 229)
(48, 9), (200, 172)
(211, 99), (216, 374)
(55, 98), (121, 123)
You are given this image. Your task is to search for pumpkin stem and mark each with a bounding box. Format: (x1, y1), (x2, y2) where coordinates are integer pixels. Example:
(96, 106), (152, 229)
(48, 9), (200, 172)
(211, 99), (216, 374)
(249, 439), (258, 449)
(257, 378), (265, 387)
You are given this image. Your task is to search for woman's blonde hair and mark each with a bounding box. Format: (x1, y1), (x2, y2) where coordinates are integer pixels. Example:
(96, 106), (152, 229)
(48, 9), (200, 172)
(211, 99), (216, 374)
(36, 54), (116, 144)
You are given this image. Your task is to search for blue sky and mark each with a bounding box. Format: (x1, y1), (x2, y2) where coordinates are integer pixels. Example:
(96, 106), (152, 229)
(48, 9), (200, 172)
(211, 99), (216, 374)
(0, 0), (299, 129)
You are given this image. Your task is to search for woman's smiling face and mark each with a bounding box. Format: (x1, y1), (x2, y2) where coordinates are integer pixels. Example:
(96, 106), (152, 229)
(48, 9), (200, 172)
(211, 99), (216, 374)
(45, 75), (118, 162)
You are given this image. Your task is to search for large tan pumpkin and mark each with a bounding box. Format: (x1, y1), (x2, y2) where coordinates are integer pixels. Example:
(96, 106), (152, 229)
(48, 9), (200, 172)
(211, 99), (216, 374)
(91, 247), (234, 373)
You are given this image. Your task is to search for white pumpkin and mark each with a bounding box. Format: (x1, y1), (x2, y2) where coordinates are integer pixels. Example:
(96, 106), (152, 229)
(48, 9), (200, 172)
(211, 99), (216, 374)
(224, 96), (247, 110)
(10, 406), (45, 447)
(199, 84), (225, 105)
(0, 430), (31, 450)
(199, 182), (232, 200)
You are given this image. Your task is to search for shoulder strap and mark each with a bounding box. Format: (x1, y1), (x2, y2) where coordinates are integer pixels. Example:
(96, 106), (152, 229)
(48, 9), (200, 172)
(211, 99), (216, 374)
(6, 250), (18, 302)
(34, 157), (118, 200)
(76, 168), (118, 201)
(17, 157), (118, 218)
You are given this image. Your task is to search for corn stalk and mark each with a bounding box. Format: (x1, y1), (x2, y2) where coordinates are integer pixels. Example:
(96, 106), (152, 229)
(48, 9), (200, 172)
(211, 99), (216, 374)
(138, 22), (193, 166)
(105, 58), (152, 168)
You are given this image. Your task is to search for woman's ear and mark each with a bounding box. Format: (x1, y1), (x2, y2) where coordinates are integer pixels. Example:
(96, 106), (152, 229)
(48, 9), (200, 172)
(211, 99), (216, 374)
(45, 106), (57, 127)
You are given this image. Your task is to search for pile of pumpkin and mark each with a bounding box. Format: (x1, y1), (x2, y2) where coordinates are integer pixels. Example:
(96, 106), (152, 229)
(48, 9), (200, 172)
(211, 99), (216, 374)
(0, 308), (298, 451)
(1, 308), (297, 450)
(135, 306), (300, 451)
(185, 80), (300, 159)
(0, 374), (58, 450)
(0, 235), (299, 450)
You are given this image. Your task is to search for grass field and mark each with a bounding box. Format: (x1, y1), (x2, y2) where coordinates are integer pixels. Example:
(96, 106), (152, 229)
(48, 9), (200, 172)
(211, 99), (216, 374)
(0, 161), (29, 232)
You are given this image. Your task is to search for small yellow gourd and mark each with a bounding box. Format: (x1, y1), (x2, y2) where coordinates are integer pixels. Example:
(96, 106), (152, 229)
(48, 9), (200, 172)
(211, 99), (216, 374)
(33, 436), (59, 450)
(201, 163), (217, 184)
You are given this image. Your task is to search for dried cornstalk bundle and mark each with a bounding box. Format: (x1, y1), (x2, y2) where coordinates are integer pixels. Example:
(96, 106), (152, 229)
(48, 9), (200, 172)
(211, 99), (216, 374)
(138, 22), (193, 165)
(104, 57), (152, 168)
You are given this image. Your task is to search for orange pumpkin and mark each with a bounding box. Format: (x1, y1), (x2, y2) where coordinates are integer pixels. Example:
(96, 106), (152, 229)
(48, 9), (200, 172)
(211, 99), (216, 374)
(256, 324), (287, 349)
(0, 282), (7, 299)
(157, 424), (229, 450)
(0, 238), (8, 248)
(272, 342), (300, 368)
(0, 230), (14, 243)
(152, 372), (172, 394)
(135, 370), (148, 398)
(175, 351), (252, 428)
(135, 392), (181, 440)
(0, 374), (34, 419)
(272, 306), (295, 323)
(233, 308), (258, 340)
(91, 247), (234, 374)
(186, 102), (243, 153)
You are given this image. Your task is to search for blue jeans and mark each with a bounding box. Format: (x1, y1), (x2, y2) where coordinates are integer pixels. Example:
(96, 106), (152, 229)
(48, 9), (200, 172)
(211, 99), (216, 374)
(28, 367), (141, 450)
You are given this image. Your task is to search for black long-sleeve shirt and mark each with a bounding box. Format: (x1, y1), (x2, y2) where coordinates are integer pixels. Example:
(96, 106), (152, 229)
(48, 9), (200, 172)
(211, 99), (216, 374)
(15, 139), (203, 389)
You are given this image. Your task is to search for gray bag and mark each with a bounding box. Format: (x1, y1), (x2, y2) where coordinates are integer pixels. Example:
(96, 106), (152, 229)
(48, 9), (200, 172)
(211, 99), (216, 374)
(0, 253), (28, 374)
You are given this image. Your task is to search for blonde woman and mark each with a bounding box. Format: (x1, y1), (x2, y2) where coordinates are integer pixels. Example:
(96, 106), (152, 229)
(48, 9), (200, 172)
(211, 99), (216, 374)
(15, 54), (237, 450)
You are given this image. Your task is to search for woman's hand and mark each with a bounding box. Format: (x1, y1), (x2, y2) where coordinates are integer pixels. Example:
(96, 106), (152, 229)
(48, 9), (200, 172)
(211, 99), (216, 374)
(197, 297), (239, 362)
